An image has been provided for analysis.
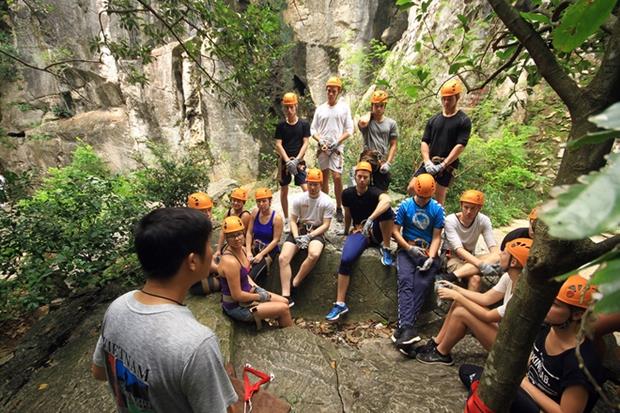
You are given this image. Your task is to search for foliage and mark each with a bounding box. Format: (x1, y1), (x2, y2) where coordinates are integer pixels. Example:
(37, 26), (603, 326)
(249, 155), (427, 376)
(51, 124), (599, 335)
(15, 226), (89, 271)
(133, 142), (211, 208)
(0, 31), (17, 82)
(0, 142), (211, 321)
(51, 104), (73, 119)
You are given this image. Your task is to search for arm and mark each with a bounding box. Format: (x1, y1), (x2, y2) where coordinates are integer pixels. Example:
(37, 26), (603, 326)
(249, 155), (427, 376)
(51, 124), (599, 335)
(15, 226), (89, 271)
(220, 256), (263, 303)
(385, 138), (397, 164)
(440, 144), (465, 167)
(336, 106), (354, 145)
(455, 247), (486, 267)
(91, 363), (106, 381)
(421, 141), (431, 164)
(215, 230), (225, 258)
(310, 111), (321, 143)
(438, 286), (503, 323)
(343, 207), (352, 235)
(358, 112), (371, 129)
(289, 212), (300, 238)
(274, 138), (290, 160)
(520, 378), (589, 413)
(392, 224), (411, 250)
(336, 130), (351, 146)
(255, 213), (283, 260)
(240, 212), (251, 236)
(297, 136), (310, 160)
(310, 217), (332, 237)
(369, 193), (391, 221)
(441, 282), (505, 307)
(428, 227), (442, 258)
(245, 209), (258, 258)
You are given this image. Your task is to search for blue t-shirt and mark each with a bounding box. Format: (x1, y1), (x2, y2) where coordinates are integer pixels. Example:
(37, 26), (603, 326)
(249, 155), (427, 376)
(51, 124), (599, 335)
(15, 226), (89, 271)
(395, 197), (445, 244)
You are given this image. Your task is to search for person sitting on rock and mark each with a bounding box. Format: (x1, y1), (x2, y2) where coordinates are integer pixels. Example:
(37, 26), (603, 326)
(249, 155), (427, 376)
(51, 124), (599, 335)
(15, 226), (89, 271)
(437, 190), (501, 291)
(91, 208), (238, 412)
(414, 238), (532, 365)
(218, 216), (292, 328)
(500, 206), (537, 250)
(460, 274), (604, 413)
(186, 192), (222, 295)
(245, 187), (283, 285)
(392, 174), (445, 348)
(275, 92), (310, 232)
(214, 187), (252, 263)
(279, 168), (335, 307)
(324, 161), (394, 322)
(357, 89), (398, 191)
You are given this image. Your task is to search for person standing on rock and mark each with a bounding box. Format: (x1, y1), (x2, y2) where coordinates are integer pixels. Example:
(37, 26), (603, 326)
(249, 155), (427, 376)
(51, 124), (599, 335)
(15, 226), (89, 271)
(275, 92), (310, 232)
(414, 77), (471, 205)
(214, 187), (252, 263)
(218, 216), (292, 328)
(244, 187), (284, 285)
(357, 89), (398, 192)
(324, 161), (394, 322)
(91, 207), (238, 412)
(278, 168), (335, 307)
(311, 76), (354, 223)
(414, 238), (532, 365)
(437, 190), (501, 291)
(392, 174), (445, 348)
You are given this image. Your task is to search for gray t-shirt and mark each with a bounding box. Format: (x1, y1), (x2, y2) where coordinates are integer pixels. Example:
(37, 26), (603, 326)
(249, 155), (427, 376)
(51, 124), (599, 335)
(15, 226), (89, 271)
(359, 116), (398, 158)
(93, 291), (237, 413)
(442, 212), (497, 253)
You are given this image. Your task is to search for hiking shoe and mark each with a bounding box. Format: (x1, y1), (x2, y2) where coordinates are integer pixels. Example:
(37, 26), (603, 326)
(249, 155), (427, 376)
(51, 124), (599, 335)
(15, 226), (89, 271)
(416, 347), (454, 366)
(335, 208), (344, 223)
(325, 303), (349, 321)
(399, 345), (417, 359)
(390, 327), (404, 343)
(381, 247), (394, 267)
(395, 327), (421, 348)
(417, 338), (438, 354)
(436, 272), (458, 284)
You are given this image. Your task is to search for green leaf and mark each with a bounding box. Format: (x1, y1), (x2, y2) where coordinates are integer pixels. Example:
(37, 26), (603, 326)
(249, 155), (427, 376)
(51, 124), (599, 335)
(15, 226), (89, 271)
(588, 102), (620, 131)
(520, 11), (550, 25)
(404, 85), (418, 99)
(496, 45), (517, 60)
(448, 62), (462, 75)
(395, 0), (415, 9)
(595, 279), (620, 314)
(541, 152), (620, 239)
(591, 255), (620, 285)
(568, 129), (620, 149)
(552, 0), (616, 53)
(457, 14), (469, 31)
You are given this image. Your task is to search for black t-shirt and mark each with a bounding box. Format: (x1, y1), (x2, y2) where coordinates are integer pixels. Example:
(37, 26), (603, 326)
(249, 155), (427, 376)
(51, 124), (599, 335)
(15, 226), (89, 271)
(501, 227), (531, 250)
(527, 326), (604, 413)
(274, 119), (311, 158)
(422, 110), (471, 168)
(342, 186), (383, 226)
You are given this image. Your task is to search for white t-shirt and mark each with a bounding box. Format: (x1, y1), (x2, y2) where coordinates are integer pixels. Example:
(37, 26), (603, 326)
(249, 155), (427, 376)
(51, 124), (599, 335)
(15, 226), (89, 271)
(443, 212), (497, 253)
(290, 191), (335, 227)
(310, 99), (353, 151)
(492, 273), (514, 318)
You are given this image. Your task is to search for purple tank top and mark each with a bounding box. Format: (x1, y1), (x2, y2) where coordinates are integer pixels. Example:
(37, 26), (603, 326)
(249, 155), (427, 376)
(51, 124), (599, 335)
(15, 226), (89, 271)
(219, 253), (252, 310)
(252, 210), (280, 253)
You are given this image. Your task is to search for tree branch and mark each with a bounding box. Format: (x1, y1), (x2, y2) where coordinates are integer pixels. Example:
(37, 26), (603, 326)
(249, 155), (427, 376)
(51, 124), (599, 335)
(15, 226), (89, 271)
(487, 0), (582, 114)
(469, 44), (523, 92)
(584, 14), (620, 109)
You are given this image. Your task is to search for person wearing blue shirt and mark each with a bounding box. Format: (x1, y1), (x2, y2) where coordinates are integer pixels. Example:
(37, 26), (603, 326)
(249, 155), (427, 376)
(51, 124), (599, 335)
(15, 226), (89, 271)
(391, 173), (445, 349)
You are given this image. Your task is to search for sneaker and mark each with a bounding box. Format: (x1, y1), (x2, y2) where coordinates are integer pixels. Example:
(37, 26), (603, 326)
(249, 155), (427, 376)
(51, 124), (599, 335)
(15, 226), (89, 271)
(325, 303), (349, 321)
(390, 327), (403, 343)
(335, 208), (344, 223)
(395, 327), (421, 348)
(436, 272), (458, 284)
(398, 345), (417, 359)
(381, 247), (394, 267)
(415, 347), (454, 366)
(417, 338), (438, 354)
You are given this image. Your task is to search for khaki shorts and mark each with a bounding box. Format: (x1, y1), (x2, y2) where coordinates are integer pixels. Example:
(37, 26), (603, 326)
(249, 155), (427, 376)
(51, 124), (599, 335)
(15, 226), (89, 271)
(317, 149), (344, 174)
(447, 256), (467, 273)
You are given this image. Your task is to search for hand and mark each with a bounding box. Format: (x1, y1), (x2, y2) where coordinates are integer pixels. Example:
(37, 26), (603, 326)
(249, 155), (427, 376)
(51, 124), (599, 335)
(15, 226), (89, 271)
(328, 141), (338, 152)
(417, 257), (434, 271)
(286, 159), (298, 175)
(295, 234), (310, 249)
(406, 246), (426, 259)
(251, 253), (263, 264)
(380, 162), (390, 174)
(435, 279), (456, 290)
(424, 160), (434, 173)
(361, 218), (374, 237)
(246, 252), (254, 262)
(256, 287), (271, 302)
(480, 262), (503, 277)
(437, 284), (460, 301)
(426, 163), (442, 175)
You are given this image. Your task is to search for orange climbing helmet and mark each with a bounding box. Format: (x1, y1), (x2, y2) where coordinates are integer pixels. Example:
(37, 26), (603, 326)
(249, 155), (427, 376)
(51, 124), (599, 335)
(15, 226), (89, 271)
(440, 78), (463, 97)
(254, 187), (273, 200)
(529, 207), (539, 221)
(282, 92), (298, 105)
(505, 238), (532, 268)
(370, 90), (388, 104)
(410, 174), (436, 198)
(231, 188), (248, 202)
(326, 76), (342, 89)
(355, 161), (373, 173)
(223, 216), (244, 234)
(187, 192), (213, 210)
(557, 274), (597, 309)
(460, 190), (485, 206)
(306, 168), (323, 183)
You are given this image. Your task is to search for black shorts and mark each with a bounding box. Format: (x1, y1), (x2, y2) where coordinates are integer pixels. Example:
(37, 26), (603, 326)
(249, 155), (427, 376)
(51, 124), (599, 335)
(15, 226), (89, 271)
(414, 164), (454, 187)
(371, 169), (391, 192)
(284, 230), (326, 246)
(279, 159), (307, 187)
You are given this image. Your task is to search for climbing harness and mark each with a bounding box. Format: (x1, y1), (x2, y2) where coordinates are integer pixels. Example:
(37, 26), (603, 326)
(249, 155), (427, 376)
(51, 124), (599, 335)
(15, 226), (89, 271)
(243, 363), (275, 413)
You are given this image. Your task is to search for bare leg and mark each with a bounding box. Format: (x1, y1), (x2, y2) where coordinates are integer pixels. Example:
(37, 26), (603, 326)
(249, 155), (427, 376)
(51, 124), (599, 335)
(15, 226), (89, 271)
(435, 184), (448, 205)
(336, 274), (350, 303)
(333, 171), (343, 209)
(436, 306), (499, 355)
(453, 253), (501, 278)
(254, 302), (293, 327)
(292, 240), (324, 287)
(435, 301), (458, 343)
(321, 169), (330, 194)
(278, 241), (298, 296)
(280, 184), (289, 219)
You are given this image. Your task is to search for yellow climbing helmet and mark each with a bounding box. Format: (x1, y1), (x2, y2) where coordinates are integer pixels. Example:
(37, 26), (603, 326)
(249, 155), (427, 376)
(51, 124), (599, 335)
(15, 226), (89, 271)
(222, 216), (244, 234)
(460, 190), (484, 206)
(282, 92), (298, 105)
(231, 188), (248, 202)
(326, 76), (342, 89)
(254, 187), (273, 200)
(370, 90), (388, 104)
(187, 192), (213, 210)
(410, 174), (436, 197)
(440, 78), (463, 97)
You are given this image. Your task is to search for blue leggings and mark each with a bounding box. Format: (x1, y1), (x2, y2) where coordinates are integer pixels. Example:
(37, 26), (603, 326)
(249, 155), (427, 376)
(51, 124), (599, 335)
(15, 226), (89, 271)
(338, 233), (371, 275)
(396, 250), (440, 328)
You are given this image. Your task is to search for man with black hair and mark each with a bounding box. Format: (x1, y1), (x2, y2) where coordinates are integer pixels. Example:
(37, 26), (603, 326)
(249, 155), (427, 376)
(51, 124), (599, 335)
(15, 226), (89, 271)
(91, 208), (237, 413)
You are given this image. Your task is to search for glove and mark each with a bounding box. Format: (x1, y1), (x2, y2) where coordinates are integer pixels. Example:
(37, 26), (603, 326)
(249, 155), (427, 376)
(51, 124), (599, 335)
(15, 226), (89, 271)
(256, 287), (271, 302)
(295, 234), (310, 249)
(327, 141), (338, 153)
(361, 218), (374, 237)
(435, 279), (455, 290)
(406, 246), (426, 259)
(424, 160), (435, 173)
(380, 162), (390, 174)
(480, 262), (503, 277)
(417, 257), (434, 271)
(286, 158), (299, 175)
